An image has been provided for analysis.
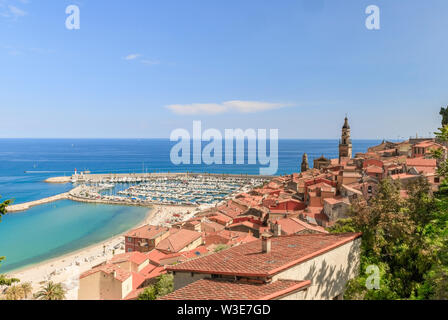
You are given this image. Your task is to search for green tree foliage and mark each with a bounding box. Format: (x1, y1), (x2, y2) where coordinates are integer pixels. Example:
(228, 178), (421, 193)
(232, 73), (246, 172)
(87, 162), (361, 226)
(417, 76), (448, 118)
(0, 275), (20, 287)
(33, 281), (66, 300)
(138, 285), (158, 300)
(0, 196), (17, 287)
(138, 274), (174, 300)
(214, 244), (229, 253)
(440, 107), (448, 127)
(20, 282), (33, 299)
(330, 177), (448, 300)
(5, 285), (25, 300)
(0, 195), (11, 221)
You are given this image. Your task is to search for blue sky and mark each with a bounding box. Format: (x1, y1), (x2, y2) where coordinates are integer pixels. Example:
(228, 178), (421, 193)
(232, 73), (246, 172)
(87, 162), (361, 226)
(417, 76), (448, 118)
(1, 0), (447, 139)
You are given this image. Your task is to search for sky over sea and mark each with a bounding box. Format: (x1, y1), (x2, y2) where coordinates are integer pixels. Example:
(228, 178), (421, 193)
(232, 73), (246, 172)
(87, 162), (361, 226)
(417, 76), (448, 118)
(1, 0), (447, 139)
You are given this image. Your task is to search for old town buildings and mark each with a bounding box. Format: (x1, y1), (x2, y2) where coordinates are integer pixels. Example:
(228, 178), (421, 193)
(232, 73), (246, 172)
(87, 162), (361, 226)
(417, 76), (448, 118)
(78, 116), (442, 300)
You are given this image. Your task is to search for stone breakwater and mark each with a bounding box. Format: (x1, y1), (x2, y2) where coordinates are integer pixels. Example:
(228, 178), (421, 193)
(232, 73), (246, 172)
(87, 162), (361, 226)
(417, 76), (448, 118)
(45, 172), (274, 184)
(45, 176), (72, 183)
(6, 192), (70, 213)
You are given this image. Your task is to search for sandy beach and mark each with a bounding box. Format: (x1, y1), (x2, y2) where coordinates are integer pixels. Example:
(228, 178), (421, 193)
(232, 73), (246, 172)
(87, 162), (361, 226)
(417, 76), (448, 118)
(4, 204), (196, 300)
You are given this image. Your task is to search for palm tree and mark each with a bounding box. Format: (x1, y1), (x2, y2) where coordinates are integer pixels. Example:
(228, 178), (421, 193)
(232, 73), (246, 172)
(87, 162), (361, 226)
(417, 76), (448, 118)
(5, 285), (24, 300)
(20, 282), (33, 299)
(33, 281), (66, 300)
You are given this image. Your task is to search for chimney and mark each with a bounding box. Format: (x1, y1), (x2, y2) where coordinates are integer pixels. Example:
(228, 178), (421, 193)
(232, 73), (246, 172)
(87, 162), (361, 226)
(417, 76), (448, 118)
(274, 222), (282, 237)
(261, 233), (272, 254)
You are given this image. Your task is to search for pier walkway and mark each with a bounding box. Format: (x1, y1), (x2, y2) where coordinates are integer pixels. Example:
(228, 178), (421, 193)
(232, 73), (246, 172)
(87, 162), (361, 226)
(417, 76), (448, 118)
(7, 192), (70, 213)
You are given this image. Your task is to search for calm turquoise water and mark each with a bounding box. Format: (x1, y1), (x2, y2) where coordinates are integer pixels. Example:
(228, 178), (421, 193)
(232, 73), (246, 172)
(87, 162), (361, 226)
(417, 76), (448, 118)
(0, 200), (148, 273)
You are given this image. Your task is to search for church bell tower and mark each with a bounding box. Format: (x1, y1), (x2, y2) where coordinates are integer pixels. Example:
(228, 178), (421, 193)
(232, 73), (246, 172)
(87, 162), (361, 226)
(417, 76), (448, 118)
(339, 117), (352, 162)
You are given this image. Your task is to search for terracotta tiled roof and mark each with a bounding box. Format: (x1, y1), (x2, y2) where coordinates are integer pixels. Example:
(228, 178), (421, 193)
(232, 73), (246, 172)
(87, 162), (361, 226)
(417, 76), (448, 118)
(416, 167), (436, 175)
(414, 141), (440, 148)
(218, 205), (243, 219)
(110, 251), (148, 266)
(161, 246), (209, 261)
(204, 229), (256, 246)
(406, 158), (437, 167)
(228, 220), (261, 230)
(139, 263), (157, 276)
(159, 279), (311, 300)
(323, 197), (349, 205)
(124, 288), (145, 300)
(125, 225), (169, 240)
(156, 229), (202, 253)
(80, 264), (131, 282)
(390, 173), (419, 180)
(275, 218), (328, 235)
(146, 249), (168, 265)
(167, 233), (361, 277)
(208, 213), (233, 225)
(131, 271), (146, 290)
(201, 221), (225, 233)
(365, 166), (383, 174)
(302, 207), (328, 222)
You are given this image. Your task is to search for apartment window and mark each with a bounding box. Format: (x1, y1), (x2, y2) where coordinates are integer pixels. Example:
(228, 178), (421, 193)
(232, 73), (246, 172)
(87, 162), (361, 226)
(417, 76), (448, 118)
(127, 237), (132, 242)
(127, 248), (133, 252)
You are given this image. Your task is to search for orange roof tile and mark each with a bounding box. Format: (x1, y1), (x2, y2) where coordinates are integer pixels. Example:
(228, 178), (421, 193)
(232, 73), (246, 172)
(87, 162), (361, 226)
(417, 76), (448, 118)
(414, 141), (440, 148)
(80, 264), (131, 282)
(365, 166), (383, 174)
(275, 218), (328, 235)
(125, 225), (169, 240)
(131, 271), (146, 290)
(146, 249), (168, 265)
(156, 229), (202, 253)
(110, 251), (148, 266)
(390, 173), (419, 180)
(323, 197), (349, 205)
(167, 233), (361, 277)
(406, 158), (437, 167)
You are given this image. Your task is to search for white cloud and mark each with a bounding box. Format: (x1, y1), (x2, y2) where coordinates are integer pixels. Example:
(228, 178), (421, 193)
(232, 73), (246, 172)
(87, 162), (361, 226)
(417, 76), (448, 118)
(8, 5), (26, 17)
(166, 100), (292, 115)
(0, 1), (28, 20)
(123, 54), (160, 67)
(124, 53), (141, 60)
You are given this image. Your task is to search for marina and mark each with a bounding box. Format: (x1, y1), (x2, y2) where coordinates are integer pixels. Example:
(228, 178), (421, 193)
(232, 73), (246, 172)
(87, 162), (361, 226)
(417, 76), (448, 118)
(69, 174), (270, 206)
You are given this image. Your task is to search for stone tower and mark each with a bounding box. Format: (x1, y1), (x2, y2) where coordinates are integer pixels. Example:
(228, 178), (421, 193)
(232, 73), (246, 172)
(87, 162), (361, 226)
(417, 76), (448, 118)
(339, 117), (352, 162)
(301, 153), (309, 172)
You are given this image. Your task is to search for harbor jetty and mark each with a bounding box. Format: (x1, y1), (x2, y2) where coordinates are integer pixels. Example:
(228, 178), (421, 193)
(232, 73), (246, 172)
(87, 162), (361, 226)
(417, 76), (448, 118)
(7, 192), (70, 213)
(45, 172), (274, 184)
(45, 176), (72, 183)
